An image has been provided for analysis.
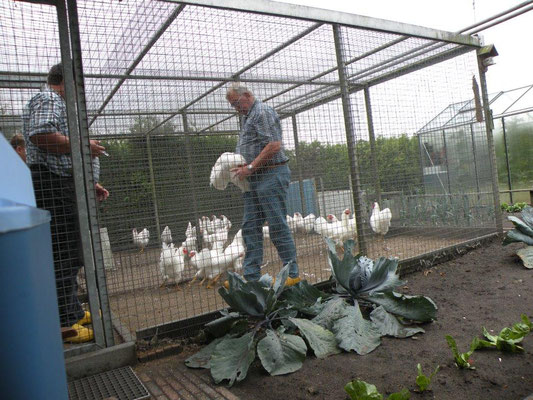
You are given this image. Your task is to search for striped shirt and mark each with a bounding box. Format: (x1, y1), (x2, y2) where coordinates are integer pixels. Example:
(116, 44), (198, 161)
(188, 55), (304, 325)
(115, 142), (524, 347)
(22, 87), (100, 181)
(235, 100), (289, 165)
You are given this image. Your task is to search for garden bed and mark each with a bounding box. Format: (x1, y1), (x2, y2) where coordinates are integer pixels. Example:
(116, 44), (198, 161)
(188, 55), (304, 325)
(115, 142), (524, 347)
(136, 237), (533, 400)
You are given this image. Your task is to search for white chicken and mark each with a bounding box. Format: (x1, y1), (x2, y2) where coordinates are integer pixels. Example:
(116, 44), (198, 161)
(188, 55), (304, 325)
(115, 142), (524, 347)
(209, 152), (250, 193)
(370, 202), (392, 250)
(132, 228), (149, 253)
(161, 225), (172, 245)
(225, 229), (246, 274)
(262, 224), (270, 241)
(159, 243), (186, 288)
(316, 210), (355, 247)
(293, 212), (305, 233)
(287, 214), (297, 234)
(188, 247), (243, 289)
(303, 213), (316, 234)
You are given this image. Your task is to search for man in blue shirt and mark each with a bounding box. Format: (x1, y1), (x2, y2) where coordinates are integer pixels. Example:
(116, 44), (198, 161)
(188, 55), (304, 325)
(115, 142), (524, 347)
(225, 85), (300, 286)
(23, 63), (108, 343)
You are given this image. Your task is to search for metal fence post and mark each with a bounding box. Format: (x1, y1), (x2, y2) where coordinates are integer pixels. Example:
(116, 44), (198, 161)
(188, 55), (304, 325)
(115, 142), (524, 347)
(58, 0), (110, 348)
(469, 123), (481, 196)
(477, 55), (503, 232)
(501, 117), (513, 204)
(292, 114), (307, 215)
(333, 24), (367, 255)
(364, 87), (382, 205)
(146, 135), (161, 242)
(183, 113), (201, 246)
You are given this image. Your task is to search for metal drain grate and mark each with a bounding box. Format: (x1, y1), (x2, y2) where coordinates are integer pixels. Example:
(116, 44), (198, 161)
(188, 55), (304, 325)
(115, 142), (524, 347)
(68, 366), (150, 400)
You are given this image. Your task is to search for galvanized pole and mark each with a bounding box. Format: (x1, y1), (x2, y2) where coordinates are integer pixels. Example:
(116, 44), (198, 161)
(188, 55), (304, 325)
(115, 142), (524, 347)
(469, 124), (481, 197)
(477, 57), (503, 233)
(333, 24), (367, 255)
(291, 114), (307, 215)
(364, 87), (382, 205)
(442, 130), (452, 194)
(182, 113), (201, 246)
(146, 135), (161, 242)
(319, 177), (326, 216)
(57, 0), (107, 348)
(501, 117), (513, 204)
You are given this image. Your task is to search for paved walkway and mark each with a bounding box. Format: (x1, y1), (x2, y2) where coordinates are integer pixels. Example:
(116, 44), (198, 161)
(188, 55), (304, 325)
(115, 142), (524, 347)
(135, 355), (240, 400)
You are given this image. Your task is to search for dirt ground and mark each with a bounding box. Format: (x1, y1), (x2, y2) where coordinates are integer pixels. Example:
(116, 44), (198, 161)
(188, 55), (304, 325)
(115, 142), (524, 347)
(135, 236), (533, 400)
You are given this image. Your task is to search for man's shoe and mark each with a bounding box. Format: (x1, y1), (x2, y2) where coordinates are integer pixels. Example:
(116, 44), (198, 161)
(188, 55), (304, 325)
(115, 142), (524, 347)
(284, 276), (302, 287)
(64, 324), (94, 343)
(77, 311), (91, 325)
(224, 276), (301, 290)
(273, 276), (301, 287)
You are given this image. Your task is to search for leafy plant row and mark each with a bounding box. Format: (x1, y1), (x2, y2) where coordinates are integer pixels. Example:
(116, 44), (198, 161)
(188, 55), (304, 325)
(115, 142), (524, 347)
(185, 238), (437, 386)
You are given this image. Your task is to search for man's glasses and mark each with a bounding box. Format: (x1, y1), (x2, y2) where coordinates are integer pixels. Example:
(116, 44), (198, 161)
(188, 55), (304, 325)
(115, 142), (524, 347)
(229, 95), (243, 108)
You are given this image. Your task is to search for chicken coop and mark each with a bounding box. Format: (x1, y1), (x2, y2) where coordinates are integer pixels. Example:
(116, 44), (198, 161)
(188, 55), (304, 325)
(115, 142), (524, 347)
(0, 0), (502, 355)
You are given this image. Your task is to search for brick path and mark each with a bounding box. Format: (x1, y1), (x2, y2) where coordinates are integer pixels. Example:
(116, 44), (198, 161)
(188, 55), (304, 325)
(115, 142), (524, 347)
(135, 356), (240, 400)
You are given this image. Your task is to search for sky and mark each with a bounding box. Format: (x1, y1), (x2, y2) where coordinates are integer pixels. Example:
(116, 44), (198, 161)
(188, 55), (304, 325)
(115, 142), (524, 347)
(278, 0), (533, 94)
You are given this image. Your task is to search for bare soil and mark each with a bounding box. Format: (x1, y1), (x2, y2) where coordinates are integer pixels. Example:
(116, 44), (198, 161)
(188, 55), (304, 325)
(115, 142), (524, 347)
(136, 236), (533, 400)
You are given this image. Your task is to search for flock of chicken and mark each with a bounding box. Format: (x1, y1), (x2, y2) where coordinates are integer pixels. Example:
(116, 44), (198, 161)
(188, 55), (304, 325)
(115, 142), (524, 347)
(130, 202), (392, 289)
(133, 215), (244, 289)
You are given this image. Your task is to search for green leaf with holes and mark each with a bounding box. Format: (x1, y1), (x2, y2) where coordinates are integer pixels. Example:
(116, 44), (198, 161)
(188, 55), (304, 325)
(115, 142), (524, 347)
(256, 329), (307, 376)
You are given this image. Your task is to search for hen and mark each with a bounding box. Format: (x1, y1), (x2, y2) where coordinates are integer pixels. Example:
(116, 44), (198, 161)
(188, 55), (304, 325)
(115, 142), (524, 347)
(209, 152), (250, 193)
(159, 243), (186, 288)
(188, 247), (243, 289)
(161, 225), (172, 245)
(303, 213), (316, 234)
(370, 202), (392, 250)
(225, 229), (245, 274)
(132, 228), (149, 253)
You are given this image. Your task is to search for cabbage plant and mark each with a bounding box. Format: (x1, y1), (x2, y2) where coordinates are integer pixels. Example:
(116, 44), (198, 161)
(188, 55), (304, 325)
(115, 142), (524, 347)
(185, 264), (339, 386)
(503, 205), (533, 268)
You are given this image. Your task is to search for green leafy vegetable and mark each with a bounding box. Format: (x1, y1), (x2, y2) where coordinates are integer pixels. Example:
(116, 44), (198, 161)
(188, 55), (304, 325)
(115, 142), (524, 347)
(415, 363), (439, 392)
(445, 335), (477, 369)
(474, 314), (532, 353)
(344, 380), (410, 400)
(503, 206), (533, 246)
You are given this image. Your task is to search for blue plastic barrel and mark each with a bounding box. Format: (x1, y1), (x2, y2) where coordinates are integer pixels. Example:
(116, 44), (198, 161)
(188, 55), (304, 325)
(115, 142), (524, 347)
(0, 198), (68, 400)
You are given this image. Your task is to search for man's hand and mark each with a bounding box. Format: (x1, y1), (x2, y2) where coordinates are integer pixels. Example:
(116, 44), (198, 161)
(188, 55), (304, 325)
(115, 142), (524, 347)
(95, 183), (109, 202)
(231, 165), (253, 181)
(90, 140), (106, 158)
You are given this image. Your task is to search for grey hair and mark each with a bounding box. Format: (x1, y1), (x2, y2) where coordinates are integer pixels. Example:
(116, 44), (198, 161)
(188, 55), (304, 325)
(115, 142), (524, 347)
(226, 83), (252, 97)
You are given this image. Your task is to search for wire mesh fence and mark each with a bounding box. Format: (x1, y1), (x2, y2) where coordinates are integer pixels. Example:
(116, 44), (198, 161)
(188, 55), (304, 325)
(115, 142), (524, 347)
(1, 0), (503, 348)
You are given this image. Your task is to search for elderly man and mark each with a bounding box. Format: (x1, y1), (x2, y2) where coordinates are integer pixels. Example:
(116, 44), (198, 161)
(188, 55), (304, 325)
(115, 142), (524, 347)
(10, 133), (27, 162)
(22, 63), (108, 343)
(225, 85), (300, 286)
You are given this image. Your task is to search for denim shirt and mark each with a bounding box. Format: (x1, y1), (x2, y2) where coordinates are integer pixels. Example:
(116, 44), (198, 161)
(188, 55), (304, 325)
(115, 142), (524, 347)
(235, 100), (289, 165)
(22, 88), (100, 181)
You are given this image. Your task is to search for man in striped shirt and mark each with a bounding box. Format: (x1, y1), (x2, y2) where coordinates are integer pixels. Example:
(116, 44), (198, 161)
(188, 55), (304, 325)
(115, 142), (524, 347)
(23, 63), (108, 343)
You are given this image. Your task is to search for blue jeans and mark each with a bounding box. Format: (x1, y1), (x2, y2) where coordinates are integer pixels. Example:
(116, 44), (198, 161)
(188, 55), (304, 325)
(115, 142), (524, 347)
(241, 164), (298, 281)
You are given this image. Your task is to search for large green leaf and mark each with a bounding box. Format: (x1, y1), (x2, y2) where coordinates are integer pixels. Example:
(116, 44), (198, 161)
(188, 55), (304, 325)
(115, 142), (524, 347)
(185, 337), (225, 369)
(272, 263), (290, 298)
(358, 257), (405, 296)
(517, 246), (533, 269)
(367, 291), (437, 322)
(312, 297), (350, 330)
(344, 380), (383, 400)
(521, 206), (533, 227)
(256, 329), (307, 376)
(210, 332), (256, 386)
(503, 229), (533, 246)
(369, 306), (425, 338)
(280, 281), (330, 316)
(508, 216), (533, 237)
(289, 318), (341, 358)
(332, 301), (381, 355)
(326, 237), (358, 294)
(218, 287), (265, 317)
(205, 312), (245, 338)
